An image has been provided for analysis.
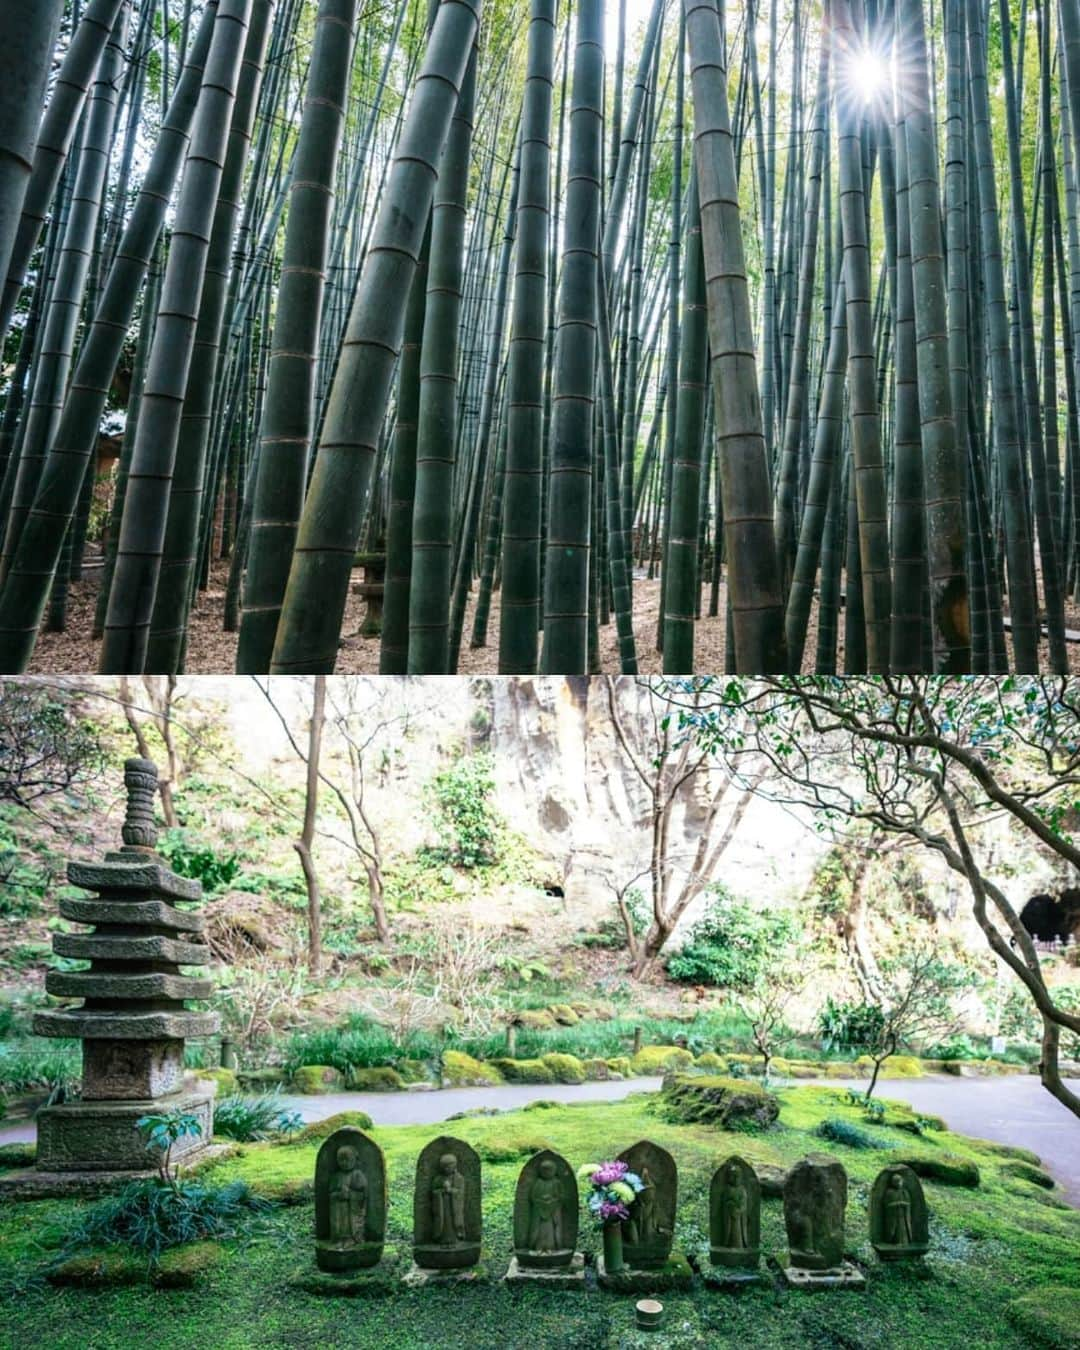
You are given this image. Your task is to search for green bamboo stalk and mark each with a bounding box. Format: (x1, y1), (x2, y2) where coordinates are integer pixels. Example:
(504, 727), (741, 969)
(540, 0), (603, 674)
(99, 0), (254, 673)
(270, 0), (482, 673)
(234, 0), (358, 673)
(685, 0), (788, 672)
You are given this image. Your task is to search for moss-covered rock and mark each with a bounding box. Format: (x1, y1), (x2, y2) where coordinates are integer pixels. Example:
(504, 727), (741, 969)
(489, 1057), (556, 1084)
(606, 1056), (632, 1078)
(153, 1242), (225, 1289)
(1007, 1286), (1080, 1347)
(289, 1111), (374, 1145)
(1000, 1160), (1056, 1190)
(547, 1004), (579, 1025)
(0, 1141), (35, 1169)
(540, 1053), (586, 1084)
(395, 1059), (434, 1085)
(630, 1045), (695, 1075)
(347, 1066), (405, 1092)
(755, 1164), (787, 1198)
(694, 1052), (728, 1071)
(195, 1067), (238, 1096)
(255, 1176), (315, 1205)
(661, 1074), (781, 1130)
(582, 1058), (610, 1080)
(47, 1249), (144, 1288)
(292, 1065), (344, 1094)
(896, 1153), (980, 1188)
(853, 1054), (924, 1079)
(522, 1099), (559, 1111)
(980, 1140), (1042, 1167)
(474, 1136), (553, 1163)
(513, 1009), (556, 1031)
(442, 1051), (503, 1086)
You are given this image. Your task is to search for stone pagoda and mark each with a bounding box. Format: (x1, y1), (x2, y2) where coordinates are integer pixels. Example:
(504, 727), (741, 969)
(31, 757), (219, 1178)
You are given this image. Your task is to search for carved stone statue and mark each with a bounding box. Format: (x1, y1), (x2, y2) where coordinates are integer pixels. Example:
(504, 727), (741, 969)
(513, 1150), (578, 1269)
(709, 1156), (761, 1268)
(413, 1136), (482, 1270)
(784, 1155), (848, 1271)
(315, 1127), (386, 1272)
(870, 1165), (929, 1261)
(618, 1141), (676, 1270)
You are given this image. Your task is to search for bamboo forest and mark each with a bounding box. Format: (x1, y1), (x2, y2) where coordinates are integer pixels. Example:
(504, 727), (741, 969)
(2, 0), (1080, 675)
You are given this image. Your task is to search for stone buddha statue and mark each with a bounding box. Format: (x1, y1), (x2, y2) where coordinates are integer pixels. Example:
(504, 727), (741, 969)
(328, 1144), (368, 1243)
(431, 1152), (467, 1245)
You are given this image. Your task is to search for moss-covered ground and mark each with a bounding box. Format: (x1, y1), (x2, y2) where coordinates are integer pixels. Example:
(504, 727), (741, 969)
(0, 1086), (1077, 1349)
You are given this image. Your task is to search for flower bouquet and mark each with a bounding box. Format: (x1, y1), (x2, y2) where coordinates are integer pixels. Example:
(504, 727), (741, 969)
(577, 1159), (644, 1273)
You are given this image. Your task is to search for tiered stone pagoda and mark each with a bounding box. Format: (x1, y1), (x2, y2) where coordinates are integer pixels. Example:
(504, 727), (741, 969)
(32, 757), (219, 1177)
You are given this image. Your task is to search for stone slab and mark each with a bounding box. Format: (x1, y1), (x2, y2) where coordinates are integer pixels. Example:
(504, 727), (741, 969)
(596, 1252), (694, 1293)
(36, 1089), (214, 1172)
(0, 1144), (235, 1200)
(504, 1252), (586, 1288)
(45, 971), (215, 1001)
(401, 1263), (487, 1288)
(59, 896), (205, 933)
(34, 1009), (220, 1040)
(779, 1260), (866, 1292)
(702, 1267), (767, 1291)
(52, 933), (210, 964)
(68, 859), (202, 902)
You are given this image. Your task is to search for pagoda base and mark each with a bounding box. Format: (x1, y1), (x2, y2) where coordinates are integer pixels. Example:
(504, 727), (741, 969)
(35, 1088), (214, 1173)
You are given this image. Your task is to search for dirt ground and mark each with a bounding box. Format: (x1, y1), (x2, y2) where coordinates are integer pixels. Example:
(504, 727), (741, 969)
(26, 551), (1080, 674)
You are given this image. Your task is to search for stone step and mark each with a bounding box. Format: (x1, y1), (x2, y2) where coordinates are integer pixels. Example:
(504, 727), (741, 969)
(45, 971), (214, 1001)
(58, 896), (205, 933)
(53, 933), (210, 964)
(33, 1008), (220, 1040)
(68, 859), (202, 903)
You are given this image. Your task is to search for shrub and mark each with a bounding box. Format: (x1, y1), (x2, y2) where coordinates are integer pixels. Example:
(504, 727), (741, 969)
(815, 1118), (878, 1150)
(212, 1092), (302, 1142)
(817, 998), (886, 1053)
(606, 1056), (632, 1078)
(421, 753), (500, 868)
(156, 829), (242, 894)
(0, 1038), (80, 1098)
(284, 1015), (440, 1077)
(665, 887), (799, 991)
(62, 1179), (274, 1262)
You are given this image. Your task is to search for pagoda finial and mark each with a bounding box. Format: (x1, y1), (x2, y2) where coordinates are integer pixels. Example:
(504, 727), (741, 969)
(121, 757), (159, 852)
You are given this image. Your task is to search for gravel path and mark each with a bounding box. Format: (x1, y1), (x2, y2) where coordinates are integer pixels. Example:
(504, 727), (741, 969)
(3, 1071), (1076, 1205)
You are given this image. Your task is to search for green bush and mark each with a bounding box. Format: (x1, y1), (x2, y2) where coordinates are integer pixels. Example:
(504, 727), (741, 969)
(421, 753), (500, 868)
(817, 997), (886, 1053)
(156, 829), (243, 894)
(62, 1179), (274, 1262)
(0, 1038), (80, 1097)
(815, 1117), (879, 1150)
(212, 1092), (302, 1142)
(665, 886), (799, 991)
(284, 1015), (440, 1077)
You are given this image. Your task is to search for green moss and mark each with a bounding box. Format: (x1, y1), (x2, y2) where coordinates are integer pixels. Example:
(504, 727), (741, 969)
(489, 1057), (555, 1084)
(896, 1153), (981, 1188)
(1000, 1161), (1056, 1190)
(693, 1051), (728, 1071)
(1008, 1287), (1080, 1347)
(548, 1004), (579, 1025)
(540, 1053), (586, 1084)
(661, 1074), (781, 1130)
(582, 1058), (610, 1080)
(629, 1044), (695, 1075)
(291, 1065), (345, 1094)
(441, 1050), (503, 1086)
(153, 1241), (225, 1289)
(347, 1067), (405, 1092)
(981, 1141), (1043, 1167)
(195, 1067), (239, 1096)
(605, 1056), (632, 1078)
(474, 1137), (552, 1164)
(289, 1111), (374, 1145)
(513, 1009), (555, 1031)
(0, 1141), (35, 1168)
(47, 1248), (145, 1288)
(396, 1059), (434, 1085)
(852, 1054), (924, 1079)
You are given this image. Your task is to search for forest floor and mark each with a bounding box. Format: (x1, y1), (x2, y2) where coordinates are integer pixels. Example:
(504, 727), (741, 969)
(26, 551), (1080, 674)
(1, 1085), (1077, 1348)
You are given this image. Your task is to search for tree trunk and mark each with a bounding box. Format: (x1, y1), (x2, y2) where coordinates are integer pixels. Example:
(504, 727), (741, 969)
(298, 675), (325, 976)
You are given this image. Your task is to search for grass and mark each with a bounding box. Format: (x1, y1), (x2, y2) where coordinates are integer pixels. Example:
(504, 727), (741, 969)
(0, 1085), (1077, 1347)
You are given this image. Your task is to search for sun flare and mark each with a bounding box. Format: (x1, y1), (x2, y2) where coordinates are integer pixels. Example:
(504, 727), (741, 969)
(847, 47), (892, 105)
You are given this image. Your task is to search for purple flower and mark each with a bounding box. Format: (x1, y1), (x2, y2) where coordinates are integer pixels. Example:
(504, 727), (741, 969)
(598, 1199), (630, 1223)
(591, 1161), (629, 1186)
